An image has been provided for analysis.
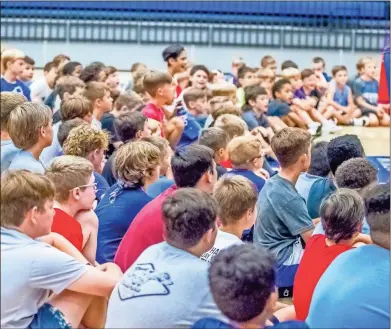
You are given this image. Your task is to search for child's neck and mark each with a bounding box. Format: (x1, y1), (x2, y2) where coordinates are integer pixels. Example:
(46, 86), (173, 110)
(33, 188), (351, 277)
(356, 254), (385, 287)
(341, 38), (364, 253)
(360, 74), (373, 81)
(279, 166), (301, 185)
(53, 200), (80, 218)
(220, 222), (247, 239)
(233, 164), (254, 171)
(149, 97), (166, 109)
(252, 107), (264, 117)
(93, 108), (103, 121)
(26, 143), (45, 161)
(303, 85), (313, 94)
(335, 82), (345, 89)
(1, 130), (11, 141)
(187, 107), (198, 117)
(325, 236), (355, 247)
(3, 70), (17, 83)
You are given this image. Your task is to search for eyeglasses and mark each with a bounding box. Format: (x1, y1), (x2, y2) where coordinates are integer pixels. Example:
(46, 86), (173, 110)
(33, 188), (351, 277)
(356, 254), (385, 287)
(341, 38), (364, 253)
(70, 183), (97, 192)
(247, 150), (265, 163)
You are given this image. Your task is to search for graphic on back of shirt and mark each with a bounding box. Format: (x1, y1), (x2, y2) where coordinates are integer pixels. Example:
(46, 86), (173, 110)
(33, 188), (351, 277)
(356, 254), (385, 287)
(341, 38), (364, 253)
(118, 263), (173, 300)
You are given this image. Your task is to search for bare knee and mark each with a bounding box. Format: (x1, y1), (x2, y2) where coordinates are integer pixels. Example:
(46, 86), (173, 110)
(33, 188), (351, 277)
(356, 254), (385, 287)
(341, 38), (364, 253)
(367, 114), (380, 127)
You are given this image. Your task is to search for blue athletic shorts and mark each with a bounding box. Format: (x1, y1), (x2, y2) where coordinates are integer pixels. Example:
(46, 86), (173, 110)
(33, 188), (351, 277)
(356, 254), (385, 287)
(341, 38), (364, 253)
(28, 303), (71, 329)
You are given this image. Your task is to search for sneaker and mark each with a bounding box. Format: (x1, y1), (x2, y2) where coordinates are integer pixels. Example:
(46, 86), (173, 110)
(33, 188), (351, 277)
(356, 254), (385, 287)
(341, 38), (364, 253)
(322, 120), (342, 133)
(352, 117), (370, 127)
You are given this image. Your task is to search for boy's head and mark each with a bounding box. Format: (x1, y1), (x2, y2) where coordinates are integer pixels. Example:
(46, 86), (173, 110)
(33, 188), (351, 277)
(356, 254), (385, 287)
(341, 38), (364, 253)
(57, 118), (87, 147)
(272, 79), (293, 103)
(260, 55), (277, 74)
(281, 60), (298, 71)
(213, 175), (258, 228)
(327, 135), (365, 175)
(364, 184), (390, 249)
(1, 49), (25, 77)
(143, 70), (175, 105)
(79, 63), (106, 83)
(63, 124), (109, 173)
(331, 65), (348, 86)
(183, 88), (208, 115)
(301, 69), (317, 90)
(312, 57), (326, 74)
(162, 188), (218, 252)
(271, 127), (311, 170)
(307, 141), (330, 177)
(211, 104), (241, 122)
(162, 44), (188, 72)
(356, 57), (376, 78)
(113, 92), (144, 116)
(209, 244), (277, 325)
(257, 68), (275, 93)
(1, 170), (55, 238)
(244, 85), (269, 113)
(46, 156), (95, 210)
(209, 83), (237, 103)
(320, 188), (364, 243)
(209, 96), (234, 115)
(19, 56), (35, 82)
(104, 65), (120, 90)
(0, 92), (27, 135)
(190, 65), (209, 90)
(228, 135), (264, 171)
(8, 103), (53, 150)
(60, 94), (93, 123)
(52, 54), (70, 73)
(114, 112), (150, 143)
(62, 61), (83, 77)
(83, 81), (113, 113)
(43, 61), (58, 88)
(114, 140), (161, 186)
(55, 76), (85, 101)
(171, 144), (216, 192)
(198, 127), (230, 163)
(281, 68), (302, 91)
(335, 158), (377, 194)
(130, 62), (147, 76)
(140, 136), (171, 176)
(238, 66), (256, 88)
(214, 114), (248, 140)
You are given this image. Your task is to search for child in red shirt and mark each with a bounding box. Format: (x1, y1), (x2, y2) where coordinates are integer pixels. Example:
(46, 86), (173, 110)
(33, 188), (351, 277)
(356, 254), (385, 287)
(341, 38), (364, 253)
(142, 70), (184, 148)
(293, 188), (365, 320)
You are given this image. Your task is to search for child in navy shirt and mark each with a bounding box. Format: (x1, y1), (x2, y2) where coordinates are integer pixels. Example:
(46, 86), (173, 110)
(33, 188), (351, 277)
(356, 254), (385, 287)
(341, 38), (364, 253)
(353, 57), (390, 127)
(1, 49), (31, 100)
(226, 135), (266, 193)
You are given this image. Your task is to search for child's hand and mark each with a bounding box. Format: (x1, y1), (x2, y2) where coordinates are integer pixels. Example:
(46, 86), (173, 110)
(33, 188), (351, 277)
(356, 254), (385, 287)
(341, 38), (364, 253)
(376, 106), (385, 118)
(255, 168), (270, 180)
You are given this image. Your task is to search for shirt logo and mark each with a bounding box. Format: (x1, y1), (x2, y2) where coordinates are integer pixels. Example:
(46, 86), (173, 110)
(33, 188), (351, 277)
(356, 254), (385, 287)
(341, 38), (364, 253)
(118, 263), (173, 300)
(12, 86), (24, 95)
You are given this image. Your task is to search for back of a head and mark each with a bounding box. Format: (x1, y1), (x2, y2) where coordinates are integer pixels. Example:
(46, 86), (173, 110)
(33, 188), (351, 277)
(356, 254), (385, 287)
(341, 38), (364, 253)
(281, 60), (298, 71)
(8, 102), (52, 150)
(320, 189), (364, 243)
(307, 141), (330, 177)
(171, 144), (214, 188)
(228, 135), (262, 167)
(143, 70), (172, 97)
(57, 118), (87, 147)
(114, 92), (144, 112)
(198, 127), (230, 153)
(1, 170), (55, 228)
(327, 135), (365, 175)
(280, 67), (301, 79)
(271, 127), (311, 168)
(60, 94), (92, 122)
(214, 114), (248, 140)
(364, 184), (390, 247)
(335, 158), (377, 192)
(162, 44), (185, 62)
(114, 112), (147, 143)
(52, 54), (70, 69)
(209, 83), (237, 98)
(83, 81), (108, 104)
(46, 155), (93, 202)
(63, 124), (108, 158)
(62, 61), (82, 76)
(162, 188), (217, 249)
(213, 175), (258, 225)
(55, 75), (85, 100)
(183, 88), (206, 109)
(261, 55), (276, 68)
(0, 92), (27, 132)
(79, 63), (105, 83)
(209, 244), (276, 323)
(212, 103), (241, 121)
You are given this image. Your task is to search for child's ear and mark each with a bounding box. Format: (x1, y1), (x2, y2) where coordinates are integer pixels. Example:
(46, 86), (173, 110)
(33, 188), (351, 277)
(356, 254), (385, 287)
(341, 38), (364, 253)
(248, 99), (256, 107)
(188, 100), (195, 109)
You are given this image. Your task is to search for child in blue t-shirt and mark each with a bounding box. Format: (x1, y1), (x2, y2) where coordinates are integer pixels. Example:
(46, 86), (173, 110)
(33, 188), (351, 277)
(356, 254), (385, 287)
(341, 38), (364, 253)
(1, 49), (31, 100)
(353, 57), (390, 127)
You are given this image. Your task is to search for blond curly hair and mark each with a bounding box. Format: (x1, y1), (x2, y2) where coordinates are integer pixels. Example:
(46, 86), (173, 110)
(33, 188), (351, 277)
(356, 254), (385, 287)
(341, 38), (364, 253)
(114, 140), (161, 186)
(63, 124), (108, 158)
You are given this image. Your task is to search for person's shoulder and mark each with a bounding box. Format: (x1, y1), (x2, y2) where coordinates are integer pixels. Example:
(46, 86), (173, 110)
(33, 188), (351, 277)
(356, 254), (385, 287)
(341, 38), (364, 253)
(192, 317), (234, 329)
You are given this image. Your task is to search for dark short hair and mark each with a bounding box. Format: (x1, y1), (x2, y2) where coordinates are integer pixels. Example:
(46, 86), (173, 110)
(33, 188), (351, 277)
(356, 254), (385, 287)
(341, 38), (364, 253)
(162, 44), (185, 62)
(281, 60), (298, 71)
(24, 56), (35, 66)
(198, 127), (230, 153)
(331, 65), (348, 77)
(327, 135), (365, 175)
(244, 85), (268, 105)
(364, 184), (390, 245)
(209, 244), (276, 322)
(171, 144), (214, 188)
(79, 64), (105, 83)
(57, 118), (86, 147)
(272, 78), (291, 99)
(114, 112), (147, 143)
(162, 188), (217, 248)
(183, 88), (206, 108)
(62, 61), (82, 76)
(335, 158), (377, 191)
(301, 68), (315, 80)
(237, 66), (254, 80)
(190, 64), (210, 77)
(313, 56), (326, 67)
(43, 61), (55, 73)
(320, 189), (364, 243)
(308, 141), (330, 177)
(271, 127), (311, 167)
